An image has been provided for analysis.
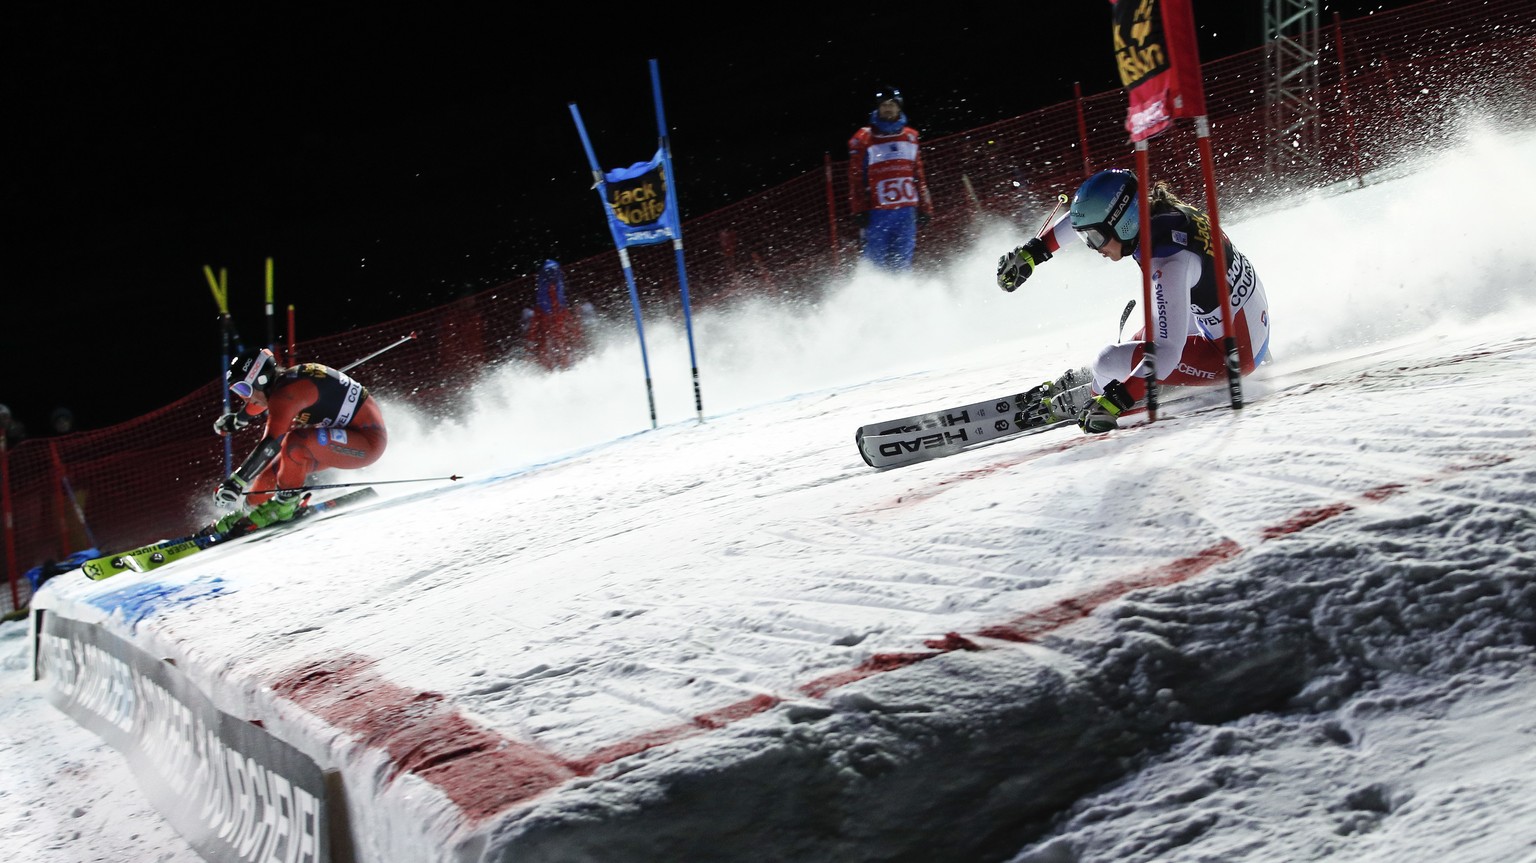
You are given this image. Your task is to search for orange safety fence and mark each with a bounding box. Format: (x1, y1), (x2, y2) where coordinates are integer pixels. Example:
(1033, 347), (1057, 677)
(6, 0), (1534, 613)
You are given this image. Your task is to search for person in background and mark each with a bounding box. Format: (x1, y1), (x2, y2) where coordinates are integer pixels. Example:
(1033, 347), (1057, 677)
(995, 168), (1271, 433)
(48, 407), (75, 435)
(208, 348), (388, 534)
(847, 85), (934, 272)
(0, 403), (24, 446)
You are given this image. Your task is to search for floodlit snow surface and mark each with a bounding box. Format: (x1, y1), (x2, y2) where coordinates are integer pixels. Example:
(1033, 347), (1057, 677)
(5, 124), (1536, 863)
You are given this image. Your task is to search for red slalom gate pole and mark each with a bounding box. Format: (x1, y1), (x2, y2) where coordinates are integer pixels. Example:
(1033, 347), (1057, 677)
(1135, 141), (1158, 423)
(1194, 116), (1243, 409)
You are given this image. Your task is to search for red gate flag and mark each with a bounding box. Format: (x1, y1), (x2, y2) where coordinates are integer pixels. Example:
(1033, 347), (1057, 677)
(1112, 0), (1209, 142)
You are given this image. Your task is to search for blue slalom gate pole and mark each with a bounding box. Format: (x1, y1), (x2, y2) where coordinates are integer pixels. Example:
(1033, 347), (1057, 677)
(568, 102), (659, 429)
(650, 59), (704, 422)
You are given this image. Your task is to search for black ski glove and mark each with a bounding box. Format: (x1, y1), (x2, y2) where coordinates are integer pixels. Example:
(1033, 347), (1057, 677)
(213, 411), (251, 436)
(997, 237), (1053, 292)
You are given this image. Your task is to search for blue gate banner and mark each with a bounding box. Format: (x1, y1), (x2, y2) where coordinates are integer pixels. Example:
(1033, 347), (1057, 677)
(605, 150), (679, 247)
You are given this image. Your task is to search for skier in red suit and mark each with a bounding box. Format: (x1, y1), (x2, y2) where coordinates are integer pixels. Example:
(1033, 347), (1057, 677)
(847, 85), (934, 271)
(209, 348), (388, 532)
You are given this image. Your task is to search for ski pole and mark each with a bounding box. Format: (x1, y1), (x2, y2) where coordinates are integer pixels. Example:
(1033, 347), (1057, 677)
(1117, 299), (1137, 340)
(246, 474), (463, 495)
(340, 331), (419, 373)
(1035, 193), (1069, 239)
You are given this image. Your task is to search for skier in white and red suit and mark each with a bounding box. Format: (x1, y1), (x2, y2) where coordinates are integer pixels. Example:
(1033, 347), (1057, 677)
(995, 168), (1272, 433)
(847, 85), (934, 272)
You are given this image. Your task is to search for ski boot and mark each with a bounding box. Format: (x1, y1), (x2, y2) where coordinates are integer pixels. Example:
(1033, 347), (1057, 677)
(201, 507), (250, 538)
(247, 491), (305, 528)
(198, 491), (306, 539)
(1077, 379), (1136, 433)
(1013, 367), (1093, 431)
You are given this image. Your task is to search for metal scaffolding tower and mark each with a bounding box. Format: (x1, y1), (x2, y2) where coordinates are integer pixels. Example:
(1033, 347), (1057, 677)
(1264, 0), (1322, 184)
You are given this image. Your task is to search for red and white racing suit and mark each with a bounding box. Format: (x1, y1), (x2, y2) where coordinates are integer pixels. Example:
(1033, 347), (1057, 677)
(1041, 202), (1271, 402)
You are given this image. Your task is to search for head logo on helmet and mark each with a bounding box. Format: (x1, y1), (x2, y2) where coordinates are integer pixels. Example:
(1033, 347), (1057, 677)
(1070, 168), (1139, 251)
(227, 348), (277, 399)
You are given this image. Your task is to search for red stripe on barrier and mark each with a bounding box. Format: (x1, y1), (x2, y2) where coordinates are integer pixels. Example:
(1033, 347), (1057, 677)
(800, 650), (950, 699)
(978, 539), (1245, 643)
(1261, 502), (1355, 539)
(270, 654), (578, 821)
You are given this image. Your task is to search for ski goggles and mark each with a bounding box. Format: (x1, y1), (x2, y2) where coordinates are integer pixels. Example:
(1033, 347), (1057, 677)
(230, 364), (267, 399)
(1074, 223), (1115, 251)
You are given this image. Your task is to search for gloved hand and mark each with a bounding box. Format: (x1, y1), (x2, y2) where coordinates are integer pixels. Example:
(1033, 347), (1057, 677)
(213, 411), (250, 436)
(213, 475), (249, 509)
(854, 211), (869, 229)
(917, 210), (931, 228)
(996, 237), (1053, 292)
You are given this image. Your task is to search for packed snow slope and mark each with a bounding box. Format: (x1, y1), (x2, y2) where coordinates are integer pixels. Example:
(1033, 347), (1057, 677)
(23, 124), (1536, 863)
